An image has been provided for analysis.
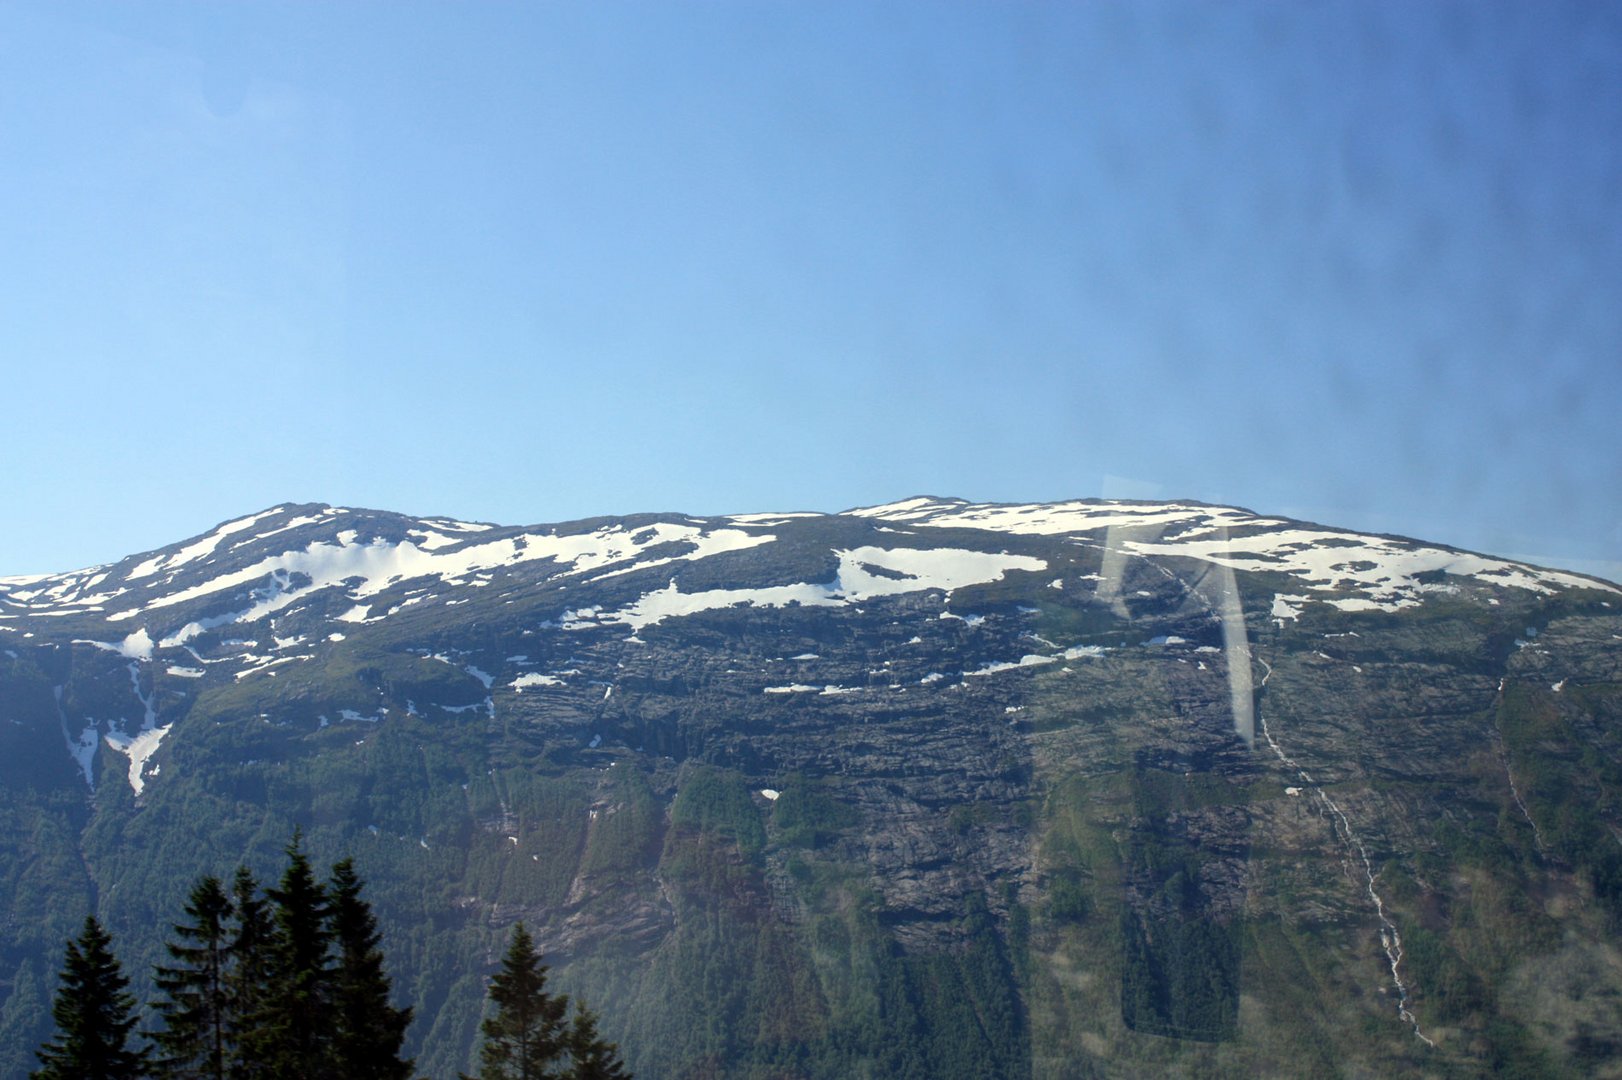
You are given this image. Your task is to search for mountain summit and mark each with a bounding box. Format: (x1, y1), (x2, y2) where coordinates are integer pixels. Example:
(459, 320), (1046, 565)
(1, 499), (1618, 1076)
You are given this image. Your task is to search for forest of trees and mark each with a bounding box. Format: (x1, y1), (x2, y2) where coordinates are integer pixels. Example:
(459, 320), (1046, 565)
(32, 834), (628, 1080)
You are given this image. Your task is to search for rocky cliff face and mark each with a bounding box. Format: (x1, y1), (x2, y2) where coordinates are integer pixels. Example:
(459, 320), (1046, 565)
(1, 498), (1618, 1077)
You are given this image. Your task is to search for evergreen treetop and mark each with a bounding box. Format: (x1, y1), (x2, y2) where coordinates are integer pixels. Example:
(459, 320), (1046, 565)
(33, 915), (149, 1080)
(329, 857), (415, 1080)
(261, 830), (335, 1076)
(565, 1003), (631, 1080)
(223, 866), (275, 1080)
(477, 923), (571, 1080)
(150, 874), (234, 1079)
(471, 923), (632, 1080)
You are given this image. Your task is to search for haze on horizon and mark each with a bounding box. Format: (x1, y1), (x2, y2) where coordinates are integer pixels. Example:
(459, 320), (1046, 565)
(2, 2), (1618, 581)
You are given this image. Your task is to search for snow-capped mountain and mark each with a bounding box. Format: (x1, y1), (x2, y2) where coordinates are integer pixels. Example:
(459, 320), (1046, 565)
(5, 496), (1603, 676)
(0, 498), (1617, 1077)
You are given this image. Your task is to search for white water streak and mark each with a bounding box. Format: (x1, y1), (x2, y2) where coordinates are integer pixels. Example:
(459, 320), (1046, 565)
(1256, 659), (1434, 1047)
(1498, 741), (1548, 857)
(1489, 681), (1549, 858)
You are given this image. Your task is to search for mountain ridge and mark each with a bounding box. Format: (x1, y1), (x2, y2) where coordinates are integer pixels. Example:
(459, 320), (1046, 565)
(1, 497), (1619, 1076)
(5, 495), (1610, 618)
(11, 492), (1617, 579)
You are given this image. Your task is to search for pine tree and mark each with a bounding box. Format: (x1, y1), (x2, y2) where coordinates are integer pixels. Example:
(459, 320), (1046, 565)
(223, 867), (274, 1080)
(150, 875), (234, 1078)
(476, 923), (571, 1080)
(261, 831), (335, 1076)
(33, 915), (150, 1080)
(566, 1002), (630, 1080)
(328, 858), (413, 1080)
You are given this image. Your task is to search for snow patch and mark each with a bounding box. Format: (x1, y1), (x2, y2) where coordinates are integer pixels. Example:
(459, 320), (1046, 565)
(1126, 528), (1616, 611)
(113, 521), (777, 638)
(120, 628), (156, 659)
(234, 655), (309, 680)
(74, 628), (157, 660)
(965, 654), (1058, 677)
(728, 512), (822, 524)
(1271, 594), (1308, 623)
(568, 546), (1046, 632)
(512, 673), (565, 690)
(849, 497), (1276, 537)
(103, 724), (173, 796)
(65, 716), (99, 789)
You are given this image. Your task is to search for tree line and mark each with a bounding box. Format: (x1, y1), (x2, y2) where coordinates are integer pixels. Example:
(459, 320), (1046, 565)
(33, 834), (628, 1080)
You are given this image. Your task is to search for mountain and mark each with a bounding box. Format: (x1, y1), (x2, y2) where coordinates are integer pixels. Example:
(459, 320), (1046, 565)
(1, 497), (1619, 1077)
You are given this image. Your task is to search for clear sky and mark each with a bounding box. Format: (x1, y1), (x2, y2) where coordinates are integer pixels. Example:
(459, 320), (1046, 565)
(2, 2), (1619, 579)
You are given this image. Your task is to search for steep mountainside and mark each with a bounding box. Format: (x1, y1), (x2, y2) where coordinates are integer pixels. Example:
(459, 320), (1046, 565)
(2, 498), (1619, 1077)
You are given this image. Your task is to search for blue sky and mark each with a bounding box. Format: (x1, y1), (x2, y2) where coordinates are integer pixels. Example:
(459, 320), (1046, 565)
(2, 2), (1619, 578)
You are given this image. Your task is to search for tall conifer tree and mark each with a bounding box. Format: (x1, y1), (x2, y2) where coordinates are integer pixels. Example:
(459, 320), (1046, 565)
(476, 923), (571, 1080)
(328, 858), (413, 1080)
(262, 830), (335, 1076)
(150, 875), (234, 1078)
(565, 1003), (630, 1080)
(33, 916), (149, 1080)
(223, 867), (274, 1080)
